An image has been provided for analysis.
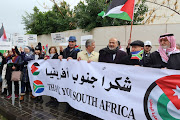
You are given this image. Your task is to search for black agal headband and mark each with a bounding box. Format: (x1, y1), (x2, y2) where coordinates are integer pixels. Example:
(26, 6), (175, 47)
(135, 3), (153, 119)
(160, 34), (174, 38)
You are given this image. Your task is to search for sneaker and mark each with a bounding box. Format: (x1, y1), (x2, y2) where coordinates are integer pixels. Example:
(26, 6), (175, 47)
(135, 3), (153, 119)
(20, 95), (24, 101)
(30, 92), (36, 99)
(6, 95), (12, 99)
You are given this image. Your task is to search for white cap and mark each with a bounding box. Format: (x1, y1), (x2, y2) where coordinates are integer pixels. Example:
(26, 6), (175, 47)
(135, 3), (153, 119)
(144, 41), (152, 46)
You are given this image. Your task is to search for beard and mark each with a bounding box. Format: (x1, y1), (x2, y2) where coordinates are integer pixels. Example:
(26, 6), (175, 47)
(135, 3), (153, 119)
(161, 45), (170, 49)
(108, 46), (116, 50)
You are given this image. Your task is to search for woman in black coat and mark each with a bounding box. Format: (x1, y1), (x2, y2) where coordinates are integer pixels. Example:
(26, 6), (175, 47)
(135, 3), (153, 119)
(44, 46), (59, 108)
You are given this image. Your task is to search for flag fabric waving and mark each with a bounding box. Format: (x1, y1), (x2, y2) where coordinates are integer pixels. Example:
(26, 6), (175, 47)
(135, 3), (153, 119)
(0, 24), (7, 41)
(42, 44), (48, 55)
(98, 0), (135, 21)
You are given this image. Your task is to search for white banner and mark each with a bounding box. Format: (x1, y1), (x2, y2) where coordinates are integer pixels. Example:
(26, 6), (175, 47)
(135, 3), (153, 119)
(81, 35), (93, 45)
(13, 35), (28, 46)
(26, 34), (37, 43)
(51, 32), (65, 43)
(28, 59), (180, 120)
(0, 42), (12, 50)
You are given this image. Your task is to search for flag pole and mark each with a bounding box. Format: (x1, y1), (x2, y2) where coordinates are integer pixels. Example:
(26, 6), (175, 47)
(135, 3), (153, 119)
(129, 21), (133, 42)
(129, 0), (135, 44)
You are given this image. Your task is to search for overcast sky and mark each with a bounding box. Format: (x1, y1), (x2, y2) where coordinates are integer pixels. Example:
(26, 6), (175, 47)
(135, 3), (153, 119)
(0, 0), (82, 36)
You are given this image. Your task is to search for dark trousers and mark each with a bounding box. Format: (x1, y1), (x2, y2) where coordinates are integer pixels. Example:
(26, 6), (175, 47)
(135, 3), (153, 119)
(7, 79), (19, 95)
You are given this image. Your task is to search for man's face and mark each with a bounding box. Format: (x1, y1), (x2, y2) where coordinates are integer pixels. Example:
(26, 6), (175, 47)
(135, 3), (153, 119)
(8, 50), (13, 56)
(24, 48), (30, 53)
(160, 38), (171, 49)
(108, 39), (118, 50)
(131, 46), (143, 52)
(69, 41), (76, 48)
(144, 45), (152, 53)
(35, 50), (41, 55)
(87, 42), (95, 52)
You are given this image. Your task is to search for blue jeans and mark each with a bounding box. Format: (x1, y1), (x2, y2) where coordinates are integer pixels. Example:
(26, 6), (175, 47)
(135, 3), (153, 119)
(0, 74), (2, 82)
(21, 81), (31, 95)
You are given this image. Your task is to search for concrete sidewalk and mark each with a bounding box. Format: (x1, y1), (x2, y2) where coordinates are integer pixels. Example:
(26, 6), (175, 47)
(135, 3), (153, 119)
(0, 95), (102, 120)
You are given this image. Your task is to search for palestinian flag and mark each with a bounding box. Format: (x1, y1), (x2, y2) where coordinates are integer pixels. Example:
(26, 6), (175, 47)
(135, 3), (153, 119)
(31, 62), (40, 76)
(0, 24), (7, 41)
(131, 50), (143, 60)
(98, 0), (135, 21)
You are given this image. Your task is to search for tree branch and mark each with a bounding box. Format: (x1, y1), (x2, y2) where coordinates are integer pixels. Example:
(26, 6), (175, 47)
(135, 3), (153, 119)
(146, 0), (180, 15)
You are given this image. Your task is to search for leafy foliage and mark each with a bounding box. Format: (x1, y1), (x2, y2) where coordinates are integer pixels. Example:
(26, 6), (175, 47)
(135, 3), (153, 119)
(22, 0), (148, 34)
(22, 1), (76, 35)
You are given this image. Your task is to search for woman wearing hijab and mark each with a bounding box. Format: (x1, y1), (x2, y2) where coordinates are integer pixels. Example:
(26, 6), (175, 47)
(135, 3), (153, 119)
(145, 33), (180, 70)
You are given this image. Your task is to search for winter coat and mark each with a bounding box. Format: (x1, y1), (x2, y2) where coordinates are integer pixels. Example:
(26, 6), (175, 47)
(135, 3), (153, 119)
(144, 51), (180, 70)
(99, 47), (127, 64)
(60, 46), (80, 59)
(119, 54), (144, 66)
(51, 53), (59, 59)
(21, 52), (34, 82)
(5, 55), (23, 81)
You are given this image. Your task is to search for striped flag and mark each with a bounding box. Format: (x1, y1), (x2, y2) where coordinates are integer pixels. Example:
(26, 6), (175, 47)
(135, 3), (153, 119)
(0, 24), (7, 41)
(42, 44), (48, 55)
(98, 0), (135, 21)
(131, 50), (144, 60)
(75, 45), (81, 51)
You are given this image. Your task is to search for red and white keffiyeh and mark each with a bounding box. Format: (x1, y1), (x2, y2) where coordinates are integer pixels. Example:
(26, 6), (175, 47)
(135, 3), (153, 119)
(158, 33), (180, 63)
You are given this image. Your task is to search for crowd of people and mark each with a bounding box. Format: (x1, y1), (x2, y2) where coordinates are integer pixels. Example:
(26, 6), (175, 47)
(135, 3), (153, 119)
(0, 33), (180, 113)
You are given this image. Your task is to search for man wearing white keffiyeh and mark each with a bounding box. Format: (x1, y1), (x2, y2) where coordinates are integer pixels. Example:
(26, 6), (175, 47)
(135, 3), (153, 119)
(144, 33), (180, 70)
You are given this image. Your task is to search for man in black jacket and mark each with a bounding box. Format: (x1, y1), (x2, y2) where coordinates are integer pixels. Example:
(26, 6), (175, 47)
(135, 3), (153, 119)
(99, 38), (127, 63)
(145, 33), (180, 70)
(58, 36), (80, 112)
(59, 36), (80, 61)
(119, 40), (144, 66)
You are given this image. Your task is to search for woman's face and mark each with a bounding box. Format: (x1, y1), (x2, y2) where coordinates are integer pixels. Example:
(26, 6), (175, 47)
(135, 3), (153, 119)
(50, 48), (56, 54)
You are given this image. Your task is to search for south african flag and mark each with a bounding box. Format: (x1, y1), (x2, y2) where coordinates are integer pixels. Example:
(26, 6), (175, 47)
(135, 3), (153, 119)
(131, 50), (144, 60)
(33, 80), (44, 93)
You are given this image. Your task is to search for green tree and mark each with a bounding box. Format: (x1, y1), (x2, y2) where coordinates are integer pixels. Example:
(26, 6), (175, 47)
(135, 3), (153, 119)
(74, 0), (148, 31)
(22, 1), (76, 35)
(22, 0), (149, 34)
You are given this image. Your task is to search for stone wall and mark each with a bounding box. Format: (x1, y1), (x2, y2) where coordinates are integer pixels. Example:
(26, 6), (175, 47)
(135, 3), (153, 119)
(30, 23), (180, 53)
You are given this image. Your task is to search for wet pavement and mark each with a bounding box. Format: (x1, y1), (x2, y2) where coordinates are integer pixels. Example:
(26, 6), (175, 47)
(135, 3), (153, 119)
(0, 94), (102, 120)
